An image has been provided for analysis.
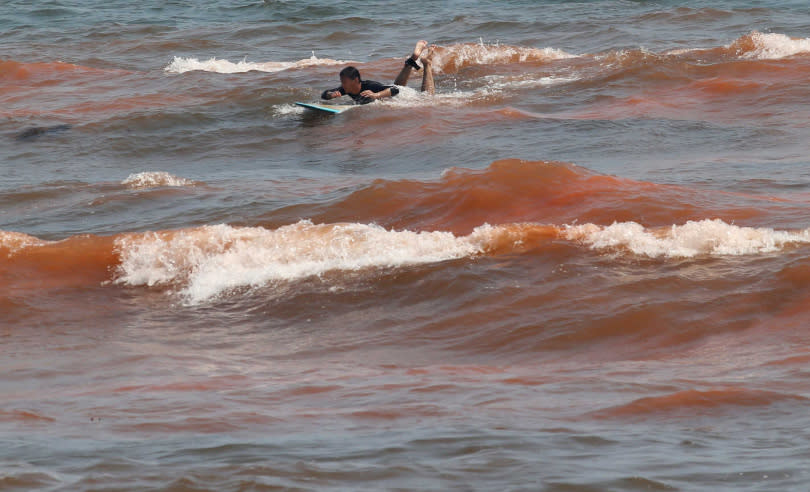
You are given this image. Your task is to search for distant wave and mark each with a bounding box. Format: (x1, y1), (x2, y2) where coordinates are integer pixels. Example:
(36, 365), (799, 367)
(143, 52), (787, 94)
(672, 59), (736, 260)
(565, 219), (810, 258)
(664, 31), (810, 60)
(430, 42), (576, 74)
(164, 54), (350, 74)
(0, 59), (128, 81)
(121, 171), (196, 189)
(589, 387), (807, 419)
(730, 31), (810, 60)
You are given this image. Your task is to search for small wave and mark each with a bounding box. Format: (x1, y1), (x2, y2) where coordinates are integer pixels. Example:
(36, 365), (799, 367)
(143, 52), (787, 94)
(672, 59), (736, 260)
(0, 230), (44, 256)
(730, 31), (810, 60)
(590, 388), (807, 419)
(565, 219), (810, 258)
(608, 31), (810, 62)
(637, 6), (735, 23)
(0, 59), (121, 81)
(430, 42), (575, 74)
(121, 172), (196, 189)
(164, 54), (350, 74)
(0, 409), (56, 423)
(593, 47), (662, 68)
(112, 221), (556, 303)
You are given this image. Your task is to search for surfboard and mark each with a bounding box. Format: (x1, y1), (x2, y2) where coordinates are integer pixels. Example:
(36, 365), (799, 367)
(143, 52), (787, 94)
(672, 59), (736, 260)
(295, 102), (356, 114)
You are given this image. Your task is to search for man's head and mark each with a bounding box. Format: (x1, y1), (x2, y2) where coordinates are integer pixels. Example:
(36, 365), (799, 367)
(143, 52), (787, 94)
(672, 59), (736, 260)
(339, 66), (362, 94)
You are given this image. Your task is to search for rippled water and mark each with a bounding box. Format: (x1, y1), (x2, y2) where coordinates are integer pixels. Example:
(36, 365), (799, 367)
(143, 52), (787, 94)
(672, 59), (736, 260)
(4, 1), (810, 490)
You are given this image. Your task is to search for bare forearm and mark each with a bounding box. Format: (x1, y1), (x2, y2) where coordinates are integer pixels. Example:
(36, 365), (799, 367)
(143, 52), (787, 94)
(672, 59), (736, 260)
(360, 88), (392, 100)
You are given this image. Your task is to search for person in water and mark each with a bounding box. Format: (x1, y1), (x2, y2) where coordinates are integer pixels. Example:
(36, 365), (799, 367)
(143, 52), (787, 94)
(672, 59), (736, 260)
(321, 40), (435, 104)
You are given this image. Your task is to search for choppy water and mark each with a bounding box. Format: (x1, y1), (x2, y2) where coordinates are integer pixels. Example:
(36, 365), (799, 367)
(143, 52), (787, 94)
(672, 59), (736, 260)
(4, 1), (810, 490)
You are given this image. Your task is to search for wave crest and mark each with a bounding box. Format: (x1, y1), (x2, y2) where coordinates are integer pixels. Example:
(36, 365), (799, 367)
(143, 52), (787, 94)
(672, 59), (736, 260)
(430, 42), (575, 74)
(114, 222), (486, 303)
(0, 231), (44, 256)
(565, 219), (810, 258)
(121, 172), (196, 189)
(164, 54), (350, 74)
(729, 31), (810, 60)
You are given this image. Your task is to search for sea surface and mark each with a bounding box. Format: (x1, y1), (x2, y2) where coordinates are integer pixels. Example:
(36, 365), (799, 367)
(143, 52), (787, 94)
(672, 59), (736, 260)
(4, 1), (810, 490)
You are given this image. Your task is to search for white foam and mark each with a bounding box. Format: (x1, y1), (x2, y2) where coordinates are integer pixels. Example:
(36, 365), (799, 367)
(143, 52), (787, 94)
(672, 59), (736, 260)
(432, 43), (575, 74)
(378, 76), (566, 110)
(114, 221), (520, 303)
(164, 54), (349, 74)
(112, 218), (810, 303)
(481, 74), (581, 91)
(273, 103), (306, 116)
(664, 48), (696, 56)
(640, 32), (810, 60)
(122, 172), (195, 189)
(564, 219), (810, 258)
(0, 230), (44, 255)
(379, 85), (478, 109)
(741, 32), (810, 60)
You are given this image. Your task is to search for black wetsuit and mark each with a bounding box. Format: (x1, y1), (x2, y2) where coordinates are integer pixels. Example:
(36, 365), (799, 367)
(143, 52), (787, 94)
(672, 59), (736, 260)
(321, 80), (400, 105)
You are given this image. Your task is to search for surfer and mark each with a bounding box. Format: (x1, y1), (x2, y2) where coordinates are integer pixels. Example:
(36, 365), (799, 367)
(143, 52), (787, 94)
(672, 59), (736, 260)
(321, 40), (435, 104)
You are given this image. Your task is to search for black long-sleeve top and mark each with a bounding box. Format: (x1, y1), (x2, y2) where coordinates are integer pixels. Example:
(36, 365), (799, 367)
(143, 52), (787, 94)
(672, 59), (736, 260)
(321, 80), (400, 105)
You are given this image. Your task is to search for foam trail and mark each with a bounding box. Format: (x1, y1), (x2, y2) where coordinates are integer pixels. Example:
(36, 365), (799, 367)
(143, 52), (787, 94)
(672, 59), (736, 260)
(379, 76), (576, 109)
(565, 219), (810, 258)
(122, 172), (196, 189)
(164, 54), (349, 74)
(381, 86), (477, 109)
(273, 103), (306, 116)
(481, 74), (581, 91)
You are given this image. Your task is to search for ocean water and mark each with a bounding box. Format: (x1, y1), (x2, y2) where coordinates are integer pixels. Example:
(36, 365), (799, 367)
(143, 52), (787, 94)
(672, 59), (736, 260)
(4, 1), (810, 490)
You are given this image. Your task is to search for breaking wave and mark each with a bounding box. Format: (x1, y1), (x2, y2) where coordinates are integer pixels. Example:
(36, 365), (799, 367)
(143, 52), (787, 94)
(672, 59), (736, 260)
(164, 54), (350, 74)
(122, 172), (197, 189)
(565, 219), (810, 258)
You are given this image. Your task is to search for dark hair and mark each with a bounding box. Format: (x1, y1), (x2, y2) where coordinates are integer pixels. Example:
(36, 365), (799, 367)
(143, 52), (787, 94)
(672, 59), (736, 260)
(339, 66), (361, 81)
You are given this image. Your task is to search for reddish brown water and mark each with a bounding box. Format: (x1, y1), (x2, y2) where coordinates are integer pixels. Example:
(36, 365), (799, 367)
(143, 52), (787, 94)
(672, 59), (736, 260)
(4, 3), (810, 490)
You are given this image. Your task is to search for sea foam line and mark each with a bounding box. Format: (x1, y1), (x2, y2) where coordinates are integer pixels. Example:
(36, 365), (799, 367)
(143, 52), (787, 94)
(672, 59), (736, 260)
(112, 219), (810, 303)
(565, 219), (810, 258)
(113, 221), (509, 303)
(164, 54), (349, 74)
